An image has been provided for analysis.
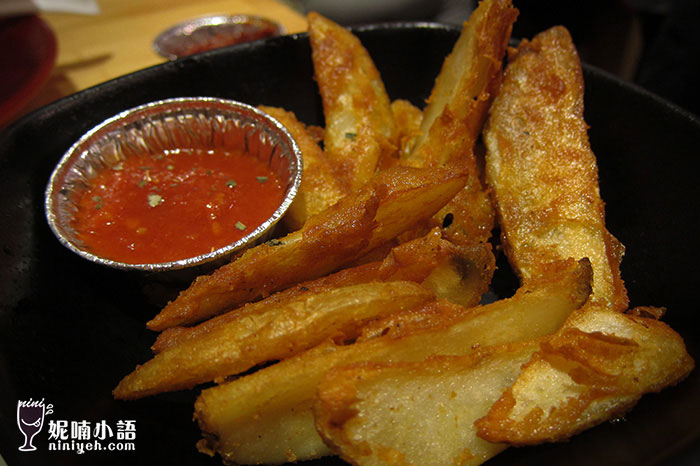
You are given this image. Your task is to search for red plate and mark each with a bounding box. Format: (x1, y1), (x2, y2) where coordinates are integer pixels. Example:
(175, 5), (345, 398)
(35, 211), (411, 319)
(0, 15), (57, 127)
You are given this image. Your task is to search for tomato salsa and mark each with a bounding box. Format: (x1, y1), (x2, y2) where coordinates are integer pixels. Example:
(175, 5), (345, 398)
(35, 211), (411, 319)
(72, 148), (285, 264)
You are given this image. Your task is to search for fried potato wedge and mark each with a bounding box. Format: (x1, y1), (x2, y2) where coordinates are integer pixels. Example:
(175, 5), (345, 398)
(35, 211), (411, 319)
(309, 12), (398, 189)
(398, 0), (516, 244)
(114, 281), (433, 400)
(435, 176), (496, 244)
(194, 259), (592, 464)
(314, 342), (539, 466)
(313, 308), (694, 466)
(259, 106), (347, 231)
(152, 228), (494, 353)
(148, 163), (467, 330)
(390, 99), (423, 159)
(475, 305), (694, 444)
(483, 26), (628, 310)
(402, 0), (517, 168)
(418, 239), (495, 308)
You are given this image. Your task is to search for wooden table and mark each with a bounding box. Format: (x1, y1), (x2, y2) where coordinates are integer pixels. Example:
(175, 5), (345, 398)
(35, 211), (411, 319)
(14, 0), (307, 122)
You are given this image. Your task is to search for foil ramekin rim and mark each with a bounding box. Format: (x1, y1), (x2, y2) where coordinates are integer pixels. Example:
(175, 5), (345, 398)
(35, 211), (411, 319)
(45, 97), (303, 274)
(153, 14), (285, 60)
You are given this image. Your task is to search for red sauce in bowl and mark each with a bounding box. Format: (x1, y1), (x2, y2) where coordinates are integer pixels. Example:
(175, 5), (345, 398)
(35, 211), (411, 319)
(72, 148), (285, 264)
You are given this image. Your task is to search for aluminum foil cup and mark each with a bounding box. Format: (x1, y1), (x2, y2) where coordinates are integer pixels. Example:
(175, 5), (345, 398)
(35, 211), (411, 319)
(45, 97), (302, 279)
(153, 15), (284, 60)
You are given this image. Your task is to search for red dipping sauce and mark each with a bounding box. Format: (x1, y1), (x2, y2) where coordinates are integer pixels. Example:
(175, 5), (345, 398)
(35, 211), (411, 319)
(72, 148), (285, 264)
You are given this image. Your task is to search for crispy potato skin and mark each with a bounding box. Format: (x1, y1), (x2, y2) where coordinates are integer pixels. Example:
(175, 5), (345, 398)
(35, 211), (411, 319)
(475, 304), (694, 444)
(315, 303), (694, 465)
(309, 12), (398, 190)
(147, 194), (374, 331)
(147, 164), (467, 330)
(404, 0), (517, 169)
(478, 28), (693, 448)
(484, 26), (628, 311)
(193, 259), (591, 464)
(151, 228), (474, 352)
(115, 230), (497, 400)
(259, 106), (347, 231)
(399, 0), (517, 245)
(114, 281), (433, 400)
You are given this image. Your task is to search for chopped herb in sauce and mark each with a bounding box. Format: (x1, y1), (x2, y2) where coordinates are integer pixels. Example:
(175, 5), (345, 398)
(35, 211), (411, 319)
(235, 221), (246, 231)
(148, 193), (163, 207)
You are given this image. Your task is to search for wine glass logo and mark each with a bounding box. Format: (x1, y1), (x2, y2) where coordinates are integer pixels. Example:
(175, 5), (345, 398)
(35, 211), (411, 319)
(17, 400), (46, 451)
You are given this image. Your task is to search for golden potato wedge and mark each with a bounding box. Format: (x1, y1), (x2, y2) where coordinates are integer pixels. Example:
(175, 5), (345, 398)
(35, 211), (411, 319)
(152, 228), (494, 353)
(402, 0), (517, 168)
(398, 0), (516, 244)
(483, 26), (628, 311)
(433, 173), (496, 244)
(147, 163), (467, 331)
(390, 99), (423, 159)
(114, 281), (433, 400)
(314, 342), (539, 466)
(118, 229), (495, 400)
(194, 259), (591, 464)
(309, 12), (398, 189)
(475, 304), (694, 444)
(258, 106), (347, 231)
(419, 239), (495, 308)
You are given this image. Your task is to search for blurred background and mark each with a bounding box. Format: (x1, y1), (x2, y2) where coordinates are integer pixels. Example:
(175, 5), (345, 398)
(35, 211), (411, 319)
(1, 0), (698, 129)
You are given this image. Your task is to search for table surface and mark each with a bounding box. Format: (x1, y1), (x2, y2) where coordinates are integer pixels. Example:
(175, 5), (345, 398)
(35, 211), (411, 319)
(12, 0), (307, 123)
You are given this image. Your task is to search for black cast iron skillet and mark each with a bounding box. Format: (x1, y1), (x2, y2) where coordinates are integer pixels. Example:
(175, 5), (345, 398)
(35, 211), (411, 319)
(0, 22), (699, 466)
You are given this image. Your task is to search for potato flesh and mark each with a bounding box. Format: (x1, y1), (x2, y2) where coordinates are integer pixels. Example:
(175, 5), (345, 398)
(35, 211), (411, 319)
(475, 305), (695, 444)
(194, 259), (591, 464)
(403, 0), (517, 168)
(315, 344), (539, 466)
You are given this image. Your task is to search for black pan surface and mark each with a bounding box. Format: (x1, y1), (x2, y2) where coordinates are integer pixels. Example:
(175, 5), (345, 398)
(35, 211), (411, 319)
(0, 23), (698, 466)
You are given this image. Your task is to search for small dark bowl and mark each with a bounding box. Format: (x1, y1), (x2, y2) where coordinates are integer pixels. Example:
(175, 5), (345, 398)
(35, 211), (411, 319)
(0, 22), (698, 466)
